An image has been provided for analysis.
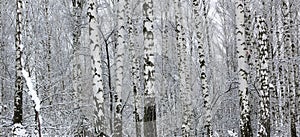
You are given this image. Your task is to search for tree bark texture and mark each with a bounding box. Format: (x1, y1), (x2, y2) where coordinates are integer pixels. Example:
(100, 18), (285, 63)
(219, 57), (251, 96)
(143, 0), (157, 136)
(87, 0), (105, 135)
(235, 0), (253, 136)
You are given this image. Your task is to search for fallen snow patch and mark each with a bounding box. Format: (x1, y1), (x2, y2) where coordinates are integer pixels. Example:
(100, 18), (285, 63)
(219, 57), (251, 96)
(13, 123), (27, 136)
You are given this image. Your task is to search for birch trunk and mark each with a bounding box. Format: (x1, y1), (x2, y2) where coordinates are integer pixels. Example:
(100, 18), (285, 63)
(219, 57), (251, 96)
(160, 0), (170, 135)
(143, 0), (157, 136)
(235, 0), (253, 136)
(72, 0), (83, 108)
(13, 0), (25, 135)
(295, 17), (300, 137)
(0, 0), (2, 125)
(87, 0), (105, 136)
(0, 0), (1, 44)
(269, 1), (280, 135)
(288, 2), (297, 136)
(255, 16), (270, 137)
(203, 0), (212, 136)
(282, 0), (292, 136)
(244, 0), (251, 66)
(296, 13), (300, 136)
(175, 0), (186, 135)
(192, 0), (211, 136)
(72, 0), (84, 135)
(0, 4), (1, 131)
(275, 1), (286, 135)
(126, 0), (142, 136)
(114, 0), (126, 136)
(244, 0), (255, 88)
(180, 0), (193, 136)
(44, 0), (52, 105)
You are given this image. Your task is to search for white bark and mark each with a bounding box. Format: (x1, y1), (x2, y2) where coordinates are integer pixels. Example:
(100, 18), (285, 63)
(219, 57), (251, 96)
(281, 0), (293, 136)
(13, 0), (25, 136)
(268, 1), (280, 136)
(143, 0), (157, 136)
(126, 0), (142, 136)
(274, 2), (285, 135)
(175, 0), (192, 135)
(203, 0), (213, 136)
(45, 0), (52, 105)
(72, 0), (83, 106)
(175, 0), (184, 135)
(192, 0), (211, 136)
(0, 0), (2, 118)
(235, 0), (252, 136)
(296, 58), (300, 136)
(296, 31), (300, 136)
(87, 0), (105, 135)
(282, 0), (297, 135)
(72, 1), (84, 135)
(0, 0), (1, 40)
(288, 2), (297, 136)
(255, 15), (270, 137)
(160, 0), (170, 135)
(114, 0), (126, 136)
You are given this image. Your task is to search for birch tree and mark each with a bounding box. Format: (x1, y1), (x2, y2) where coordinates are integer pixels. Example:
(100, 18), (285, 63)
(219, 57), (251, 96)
(296, 7), (300, 134)
(267, 0), (281, 135)
(72, 0), (83, 109)
(0, 0), (1, 30)
(0, 1), (2, 126)
(87, 0), (106, 136)
(4, 0), (300, 136)
(71, 0), (84, 135)
(288, 2), (297, 136)
(271, 1), (285, 136)
(202, 0), (213, 136)
(255, 15), (270, 137)
(283, 1), (297, 136)
(12, 0), (26, 136)
(160, 0), (171, 135)
(143, 0), (157, 136)
(296, 29), (300, 137)
(114, 0), (126, 136)
(175, 0), (184, 135)
(192, 0), (211, 136)
(281, 0), (293, 136)
(126, 0), (142, 136)
(44, 0), (52, 105)
(235, 0), (253, 136)
(174, 0), (192, 136)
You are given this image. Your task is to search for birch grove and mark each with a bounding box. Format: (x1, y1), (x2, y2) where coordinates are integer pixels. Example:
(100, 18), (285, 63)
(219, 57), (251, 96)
(1, 0), (300, 136)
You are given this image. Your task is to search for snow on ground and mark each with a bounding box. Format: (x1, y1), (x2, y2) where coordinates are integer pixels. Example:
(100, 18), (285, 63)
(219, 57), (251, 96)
(12, 123), (27, 136)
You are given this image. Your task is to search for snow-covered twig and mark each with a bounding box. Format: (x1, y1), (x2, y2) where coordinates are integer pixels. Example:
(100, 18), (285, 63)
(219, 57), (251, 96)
(20, 44), (42, 137)
(20, 44), (41, 112)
